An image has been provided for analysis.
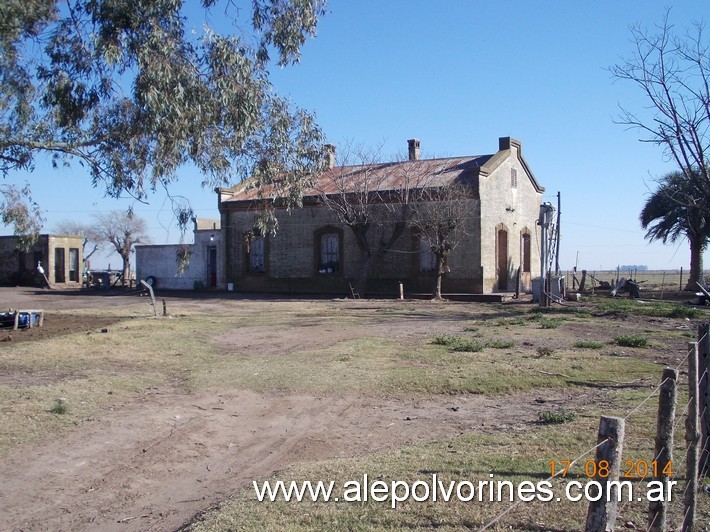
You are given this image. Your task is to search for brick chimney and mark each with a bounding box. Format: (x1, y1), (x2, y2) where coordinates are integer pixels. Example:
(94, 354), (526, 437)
(408, 138), (420, 161)
(324, 143), (336, 169)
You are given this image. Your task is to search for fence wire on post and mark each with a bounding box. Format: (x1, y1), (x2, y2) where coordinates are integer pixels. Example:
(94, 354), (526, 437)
(698, 323), (710, 477)
(479, 324), (706, 531)
(649, 368), (678, 532)
(684, 342), (701, 531)
(585, 416), (625, 532)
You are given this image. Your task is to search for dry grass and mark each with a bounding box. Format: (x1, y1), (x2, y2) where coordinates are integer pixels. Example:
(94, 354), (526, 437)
(1, 296), (708, 529)
(189, 396), (699, 531)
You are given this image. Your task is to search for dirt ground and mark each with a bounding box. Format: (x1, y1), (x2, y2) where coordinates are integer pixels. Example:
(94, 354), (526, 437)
(0, 287), (700, 531)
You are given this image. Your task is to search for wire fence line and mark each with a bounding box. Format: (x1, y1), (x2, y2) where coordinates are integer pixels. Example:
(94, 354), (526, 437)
(564, 268), (709, 293)
(478, 438), (612, 531)
(479, 325), (709, 531)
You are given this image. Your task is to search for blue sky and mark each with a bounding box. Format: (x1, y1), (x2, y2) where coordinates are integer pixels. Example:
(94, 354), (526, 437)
(3, 1), (708, 271)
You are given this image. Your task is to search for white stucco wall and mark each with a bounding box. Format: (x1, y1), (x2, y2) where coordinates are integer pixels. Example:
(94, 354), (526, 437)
(135, 229), (224, 290)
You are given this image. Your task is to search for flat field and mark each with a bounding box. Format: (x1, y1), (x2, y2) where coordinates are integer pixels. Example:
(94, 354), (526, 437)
(0, 287), (708, 531)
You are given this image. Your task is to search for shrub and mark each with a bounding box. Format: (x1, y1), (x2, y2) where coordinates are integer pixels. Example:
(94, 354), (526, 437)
(539, 318), (563, 329)
(50, 399), (68, 415)
(451, 339), (486, 352)
(666, 306), (703, 319)
(536, 346), (555, 357)
(614, 335), (648, 348)
(432, 334), (459, 346)
(538, 411), (575, 424)
(487, 340), (514, 349)
(573, 340), (604, 349)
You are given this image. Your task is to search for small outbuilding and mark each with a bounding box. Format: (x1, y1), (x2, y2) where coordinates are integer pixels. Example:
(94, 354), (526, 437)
(0, 234), (84, 286)
(135, 218), (224, 290)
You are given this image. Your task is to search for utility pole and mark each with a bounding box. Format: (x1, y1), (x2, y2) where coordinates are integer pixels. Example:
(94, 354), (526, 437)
(555, 191), (561, 276)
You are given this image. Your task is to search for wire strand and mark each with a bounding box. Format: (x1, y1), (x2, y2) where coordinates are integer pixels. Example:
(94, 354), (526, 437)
(478, 438), (610, 531)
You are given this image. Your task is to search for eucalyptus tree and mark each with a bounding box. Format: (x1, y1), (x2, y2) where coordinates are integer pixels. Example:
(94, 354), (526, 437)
(0, 0), (328, 241)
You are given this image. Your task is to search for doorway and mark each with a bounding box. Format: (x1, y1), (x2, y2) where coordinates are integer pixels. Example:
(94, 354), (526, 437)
(54, 248), (66, 283)
(497, 228), (508, 290)
(208, 246), (217, 288)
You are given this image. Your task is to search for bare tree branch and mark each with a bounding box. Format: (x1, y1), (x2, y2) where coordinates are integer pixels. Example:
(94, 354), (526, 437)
(612, 12), (709, 201)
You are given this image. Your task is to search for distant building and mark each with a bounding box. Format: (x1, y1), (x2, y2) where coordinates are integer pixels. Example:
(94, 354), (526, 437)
(217, 136), (545, 296)
(135, 218), (224, 290)
(0, 234), (84, 286)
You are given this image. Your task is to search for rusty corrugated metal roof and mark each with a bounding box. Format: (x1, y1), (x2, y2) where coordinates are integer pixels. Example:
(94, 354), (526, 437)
(221, 154), (492, 203)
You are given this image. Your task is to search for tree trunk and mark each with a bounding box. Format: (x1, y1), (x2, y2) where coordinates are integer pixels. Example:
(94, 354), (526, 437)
(121, 254), (130, 287)
(354, 248), (373, 296)
(432, 254), (444, 300)
(686, 236), (705, 290)
(350, 225), (371, 297)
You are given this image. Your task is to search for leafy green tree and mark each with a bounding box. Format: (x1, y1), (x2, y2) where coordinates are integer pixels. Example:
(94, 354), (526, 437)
(640, 170), (710, 290)
(0, 0), (327, 239)
(0, 183), (44, 249)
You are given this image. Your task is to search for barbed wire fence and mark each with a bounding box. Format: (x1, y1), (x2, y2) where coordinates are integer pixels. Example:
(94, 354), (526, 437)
(480, 324), (709, 531)
(565, 268), (708, 294)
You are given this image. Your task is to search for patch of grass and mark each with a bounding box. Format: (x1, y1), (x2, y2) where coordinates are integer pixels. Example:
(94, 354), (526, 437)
(433, 336), (512, 351)
(573, 340), (604, 349)
(496, 317), (527, 326)
(486, 339), (514, 349)
(538, 410), (575, 424)
(614, 335), (649, 348)
(450, 338), (486, 352)
(538, 317), (564, 329)
(432, 334), (459, 346)
(529, 306), (590, 316)
(536, 346), (554, 357)
(0, 373), (159, 456)
(49, 398), (68, 415)
(593, 298), (704, 319)
(189, 407), (691, 532)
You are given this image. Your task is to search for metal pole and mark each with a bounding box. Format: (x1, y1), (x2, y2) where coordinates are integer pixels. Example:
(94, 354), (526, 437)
(555, 191), (561, 276)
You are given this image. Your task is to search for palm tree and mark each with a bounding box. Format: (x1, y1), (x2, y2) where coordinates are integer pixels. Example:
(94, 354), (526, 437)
(640, 170), (710, 290)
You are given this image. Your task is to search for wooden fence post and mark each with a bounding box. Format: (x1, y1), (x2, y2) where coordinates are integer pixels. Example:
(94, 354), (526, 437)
(585, 416), (625, 532)
(660, 271), (666, 300)
(684, 342), (701, 531)
(649, 368), (678, 532)
(698, 323), (710, 477)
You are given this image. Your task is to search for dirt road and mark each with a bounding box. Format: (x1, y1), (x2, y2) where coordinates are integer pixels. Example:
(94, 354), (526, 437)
(0, 287), (593, 531)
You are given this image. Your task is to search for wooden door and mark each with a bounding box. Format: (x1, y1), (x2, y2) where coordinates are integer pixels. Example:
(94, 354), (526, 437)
(208, 247), (217, 288)
(54, 248), (66, 283)
(497, 229), (508, 290)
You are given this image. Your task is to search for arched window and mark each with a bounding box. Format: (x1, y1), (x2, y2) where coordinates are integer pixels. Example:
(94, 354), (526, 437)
(245, 230), (266, 274)
(249, 235), (265, 272)
(317, 231), (340, 274)
(496, 223), (509, 290)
